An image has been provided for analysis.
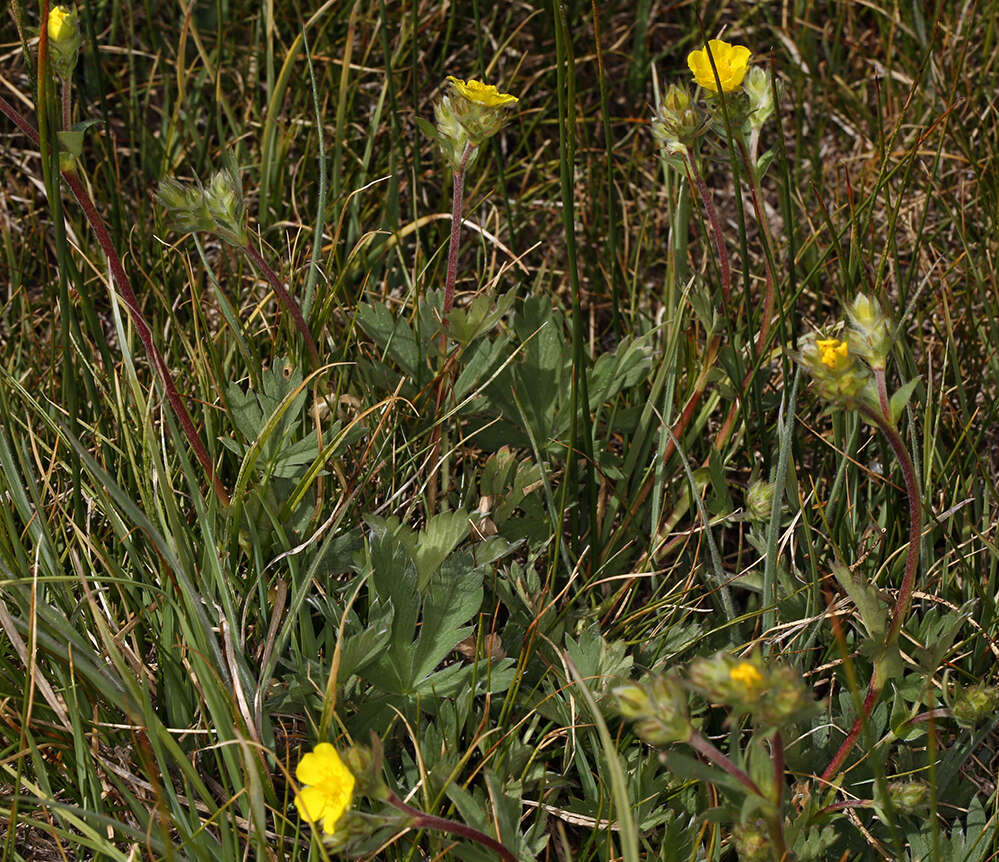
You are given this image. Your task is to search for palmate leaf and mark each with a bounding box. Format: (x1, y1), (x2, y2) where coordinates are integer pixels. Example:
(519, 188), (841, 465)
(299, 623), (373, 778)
(361, 514), (512, 697)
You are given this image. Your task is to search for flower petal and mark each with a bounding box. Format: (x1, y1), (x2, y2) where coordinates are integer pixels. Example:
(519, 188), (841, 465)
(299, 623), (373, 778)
(295, 742), (337, 785)
(295, 785), (332, 822)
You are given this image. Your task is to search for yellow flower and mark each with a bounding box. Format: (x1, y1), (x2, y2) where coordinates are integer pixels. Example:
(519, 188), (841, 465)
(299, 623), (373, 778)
(47, 5), (77, 43)
(687, 40), (751, 93)
(816, 337), (850, 371)
(729, 661), (764, 690)
(294, 743), (356, 835)
(445, 77), (519, 108)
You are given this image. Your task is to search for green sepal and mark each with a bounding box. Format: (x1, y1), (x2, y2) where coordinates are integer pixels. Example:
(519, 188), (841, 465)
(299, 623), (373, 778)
(414, 115), (441, 145)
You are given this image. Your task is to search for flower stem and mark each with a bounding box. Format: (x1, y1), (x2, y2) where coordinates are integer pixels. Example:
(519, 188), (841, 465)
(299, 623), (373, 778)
(60, 77), (71, 130)
(688, 731), (763, 797)
(821, 403), (921, 784)
(874, 367), (892, 425)
(871, 411), (922, 644)
(704, 145), (779, 456)
(767, 731), (788, 860)
(684, 152), (730, 304)
(385, 790), (518, 862)
(0, 93), (229, 507)
(65, 171), (231, 507)
(241, 242), (321, 369)
(442, 143), (475, 322)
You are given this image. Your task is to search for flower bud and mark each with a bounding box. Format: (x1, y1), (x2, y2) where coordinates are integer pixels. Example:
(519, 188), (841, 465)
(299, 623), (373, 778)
(47, 5), (82, 80)
(732, 819), (771, 862)
(203, 166), (248, 246)
(613, 683), (652, 718)
(342, 744), (388, 800)
(846, 293), (892, 369)
(745, 479), (775, 522)
(156, 178), (216, 235)
(887, 780), (929, 814)
(613, 675), (692, 745)
(742, 67), (774, 129)
(434, 95), (475, 171)
(950, 682), (999, 730)
(157, 164), (247, 247)
(651, 84), (703, 155)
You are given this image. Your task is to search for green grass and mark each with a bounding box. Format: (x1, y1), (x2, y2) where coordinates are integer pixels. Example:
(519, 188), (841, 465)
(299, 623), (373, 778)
(2, 1), (999, 859)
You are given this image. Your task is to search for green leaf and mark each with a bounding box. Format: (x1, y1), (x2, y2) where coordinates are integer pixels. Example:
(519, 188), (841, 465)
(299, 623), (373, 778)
(411, 564), (482, 682)
(889, 377), (921, 424)
(356, 303), (420, 378)
(57, 130), (86, 158)
(832, 564), (888, 640)
(413, 509), (470, 590)
(57, 119), (101, 157)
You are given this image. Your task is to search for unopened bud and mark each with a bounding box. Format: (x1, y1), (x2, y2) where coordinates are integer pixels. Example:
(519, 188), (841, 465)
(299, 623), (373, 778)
(950, 682), (999, 730)
(651, 84), (702, 154)
(47, 5), (82, 80)
(157, 164), (247, 247)
(846, 293), (891, 369)
(732, 819), (771, 862)
(613, 675), (692, 745)
(887, 780), (929, 814)
(743, 67), (774, 129)
(745, 479), (775, 522)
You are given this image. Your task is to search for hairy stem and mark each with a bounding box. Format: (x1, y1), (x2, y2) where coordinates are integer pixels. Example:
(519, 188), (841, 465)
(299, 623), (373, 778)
(768, 731), (788, 859)
(684, 151), (731, 303)
(688, 731), (763, 797)
(386, 790), (518, 862)
(0, 94), (229, 506)
(241, 242), (321, 369)
(821, 403), (921, 784)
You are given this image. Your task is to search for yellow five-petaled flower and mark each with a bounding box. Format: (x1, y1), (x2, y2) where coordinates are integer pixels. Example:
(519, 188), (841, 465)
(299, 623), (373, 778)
(446, 76), (519, 108)
(816, 337), (850, 371)
(47, 5), (77, 44)
(294, 743), (356, 835)
(687, 40), (752, 93)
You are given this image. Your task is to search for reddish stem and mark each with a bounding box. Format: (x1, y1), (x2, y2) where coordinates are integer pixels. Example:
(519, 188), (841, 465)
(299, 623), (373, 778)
(386, 790), (518, 862)
(442, 143), (474, 321)
(688, 730), (762, 797)
(684, 152), (731, 303)
(1, 94), (230, 506)
(821, 676), (880, 784)
(820, 406), (920, 784)
(241, 242), (321, 369)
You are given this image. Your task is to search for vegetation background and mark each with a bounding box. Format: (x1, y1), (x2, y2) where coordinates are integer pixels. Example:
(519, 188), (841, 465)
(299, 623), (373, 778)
(1, 0), (998, 859)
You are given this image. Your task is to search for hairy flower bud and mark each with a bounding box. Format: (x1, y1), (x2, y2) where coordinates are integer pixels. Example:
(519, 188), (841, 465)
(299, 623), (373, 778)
(950, 682), (999, 730)
(743, 66), (774, 129)
(745, 479), (776, 522)
(887, 780), (929, 814)
(846, 293), (892, 369)
(651, 84), (703, 155)
(613, 675), (692, 745)
(157, 164), (247, 247)
(47, 5), (82, 80)
(733, 819), (772, 862)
